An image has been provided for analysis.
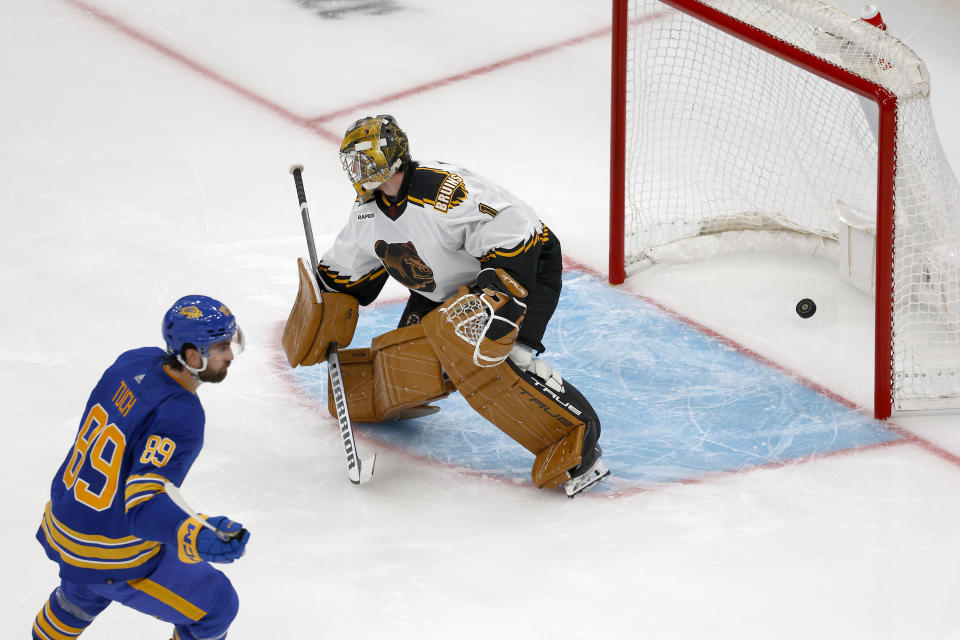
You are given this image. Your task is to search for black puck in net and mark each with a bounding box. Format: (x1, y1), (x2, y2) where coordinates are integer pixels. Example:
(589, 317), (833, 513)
(796, 298), (817, 318)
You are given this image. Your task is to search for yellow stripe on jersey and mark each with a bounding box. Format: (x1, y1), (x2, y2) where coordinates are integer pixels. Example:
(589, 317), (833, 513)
(33, 604), (83, 640)
(317, 263), (386, 289)
(127, 472), (168, 485)
(40, 518), (162, 569)
(33, 620), (63, 640)
(124, 493), (158, 510)
(42, 501), (141, 545)
(378, 192), (407, 209)
(40, 502), (161, 568)
(479, 227), (550, 262)
(42, 601), (84, 635)
(128, 577), (207, 621)
(125, 481), (165, 498)
(124, 474), (167, 511)
(33, 622), (51, 640)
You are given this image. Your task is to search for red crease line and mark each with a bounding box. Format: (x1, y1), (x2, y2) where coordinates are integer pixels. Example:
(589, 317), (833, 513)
(564, 256), (960, 471)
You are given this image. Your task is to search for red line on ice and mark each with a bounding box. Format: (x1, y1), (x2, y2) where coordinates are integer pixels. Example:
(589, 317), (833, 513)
(306, 26), (612, 124)
(59, 0), (342, 143)
(58, 0), (608, 142)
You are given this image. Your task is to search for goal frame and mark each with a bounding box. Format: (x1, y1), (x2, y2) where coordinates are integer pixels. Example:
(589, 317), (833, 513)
(609, 0), (898, 419)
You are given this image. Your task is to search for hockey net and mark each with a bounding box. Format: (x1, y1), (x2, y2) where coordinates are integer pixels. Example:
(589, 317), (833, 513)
(610, 0), (960, 418)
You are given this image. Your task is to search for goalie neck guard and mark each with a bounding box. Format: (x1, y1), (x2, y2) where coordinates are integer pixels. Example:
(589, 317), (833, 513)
(339, 114), (411, 201)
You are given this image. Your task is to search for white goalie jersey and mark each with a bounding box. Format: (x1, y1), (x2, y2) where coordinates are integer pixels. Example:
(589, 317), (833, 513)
(317, 160), (547, 305)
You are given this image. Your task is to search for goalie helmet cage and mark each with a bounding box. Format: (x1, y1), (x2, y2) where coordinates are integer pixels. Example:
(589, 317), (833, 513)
(609, 0), (960, 419)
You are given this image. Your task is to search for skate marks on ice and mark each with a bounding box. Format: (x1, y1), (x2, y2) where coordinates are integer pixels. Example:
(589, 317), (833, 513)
(284, 268), (900, 495)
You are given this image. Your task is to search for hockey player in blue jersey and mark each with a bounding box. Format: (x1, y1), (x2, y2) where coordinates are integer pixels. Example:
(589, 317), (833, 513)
(32, 295), (251, 640)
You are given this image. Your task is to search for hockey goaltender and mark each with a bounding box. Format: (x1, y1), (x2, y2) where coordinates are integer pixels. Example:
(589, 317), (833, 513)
(282, 114), (610, 498)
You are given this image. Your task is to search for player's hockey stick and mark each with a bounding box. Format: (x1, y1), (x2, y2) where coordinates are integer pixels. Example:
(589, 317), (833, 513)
(163, 481), (246, 542)
(289, 164), (375, 485)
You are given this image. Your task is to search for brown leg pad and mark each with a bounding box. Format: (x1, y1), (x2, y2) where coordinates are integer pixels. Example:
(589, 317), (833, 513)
(328, 324), (454, 422)
(331, 347), (377, 421)
(421, 297), (585, 488)
(532, 424), (585, 489)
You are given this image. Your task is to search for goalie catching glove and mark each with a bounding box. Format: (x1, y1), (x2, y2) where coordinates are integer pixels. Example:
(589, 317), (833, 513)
(469, 268), (527, 366)
(177, 515), (250, 564)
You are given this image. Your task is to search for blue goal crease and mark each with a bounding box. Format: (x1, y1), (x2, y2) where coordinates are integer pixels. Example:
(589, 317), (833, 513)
(289, 269), (900, 493)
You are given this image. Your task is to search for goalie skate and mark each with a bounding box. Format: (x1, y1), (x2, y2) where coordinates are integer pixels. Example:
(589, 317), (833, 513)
(563, 454), (610, 498)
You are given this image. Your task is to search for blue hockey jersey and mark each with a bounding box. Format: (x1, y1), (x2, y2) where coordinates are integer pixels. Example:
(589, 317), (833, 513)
(37, 347), (205, 583)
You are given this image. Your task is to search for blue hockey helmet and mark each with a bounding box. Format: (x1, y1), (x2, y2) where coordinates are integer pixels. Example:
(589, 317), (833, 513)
(162, 295), (242, 358)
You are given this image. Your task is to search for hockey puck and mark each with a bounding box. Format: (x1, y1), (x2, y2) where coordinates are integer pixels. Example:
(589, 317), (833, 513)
(796, 298), (817, 318)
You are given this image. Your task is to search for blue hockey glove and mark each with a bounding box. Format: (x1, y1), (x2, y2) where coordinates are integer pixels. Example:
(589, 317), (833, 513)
(177, 515), (250, 564)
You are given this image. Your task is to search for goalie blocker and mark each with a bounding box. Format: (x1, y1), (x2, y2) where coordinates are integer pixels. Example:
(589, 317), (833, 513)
(283, 264), (604, 494)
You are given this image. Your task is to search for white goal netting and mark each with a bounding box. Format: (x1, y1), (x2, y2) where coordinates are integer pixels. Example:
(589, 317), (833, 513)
(621, 0), (960, 413)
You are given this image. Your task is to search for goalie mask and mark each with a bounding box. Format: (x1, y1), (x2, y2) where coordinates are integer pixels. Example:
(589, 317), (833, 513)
(339, 114), (410, 201)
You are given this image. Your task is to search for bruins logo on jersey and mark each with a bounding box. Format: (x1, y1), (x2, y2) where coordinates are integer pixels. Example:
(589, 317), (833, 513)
(408, 167), (468, 213)
(374, 240), (437, 293)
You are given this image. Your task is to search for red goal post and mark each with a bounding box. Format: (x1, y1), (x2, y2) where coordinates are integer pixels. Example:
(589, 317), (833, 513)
(610, 0), (960, 419)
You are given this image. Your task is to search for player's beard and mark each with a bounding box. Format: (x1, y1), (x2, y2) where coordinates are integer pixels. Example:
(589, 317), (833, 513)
(199, 361), (229, 383)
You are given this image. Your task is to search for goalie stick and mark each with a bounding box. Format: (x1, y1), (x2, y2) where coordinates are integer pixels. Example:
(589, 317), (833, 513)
(163, 481), (246, 542)
(289, 164), (376, 485)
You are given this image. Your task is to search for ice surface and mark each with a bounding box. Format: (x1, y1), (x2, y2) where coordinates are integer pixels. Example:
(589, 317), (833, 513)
(289, 269), (901, 492)
(3, 1), (960, 638)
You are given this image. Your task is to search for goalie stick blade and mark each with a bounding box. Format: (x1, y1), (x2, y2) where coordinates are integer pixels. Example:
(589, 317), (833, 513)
(349, 453), (377, 485)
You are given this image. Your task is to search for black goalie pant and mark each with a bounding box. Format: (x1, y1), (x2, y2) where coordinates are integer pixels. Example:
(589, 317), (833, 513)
(505, 359), (602, 474)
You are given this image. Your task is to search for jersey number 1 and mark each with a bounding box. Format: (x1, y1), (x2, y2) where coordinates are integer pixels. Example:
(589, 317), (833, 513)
(62, 403), (126, 511)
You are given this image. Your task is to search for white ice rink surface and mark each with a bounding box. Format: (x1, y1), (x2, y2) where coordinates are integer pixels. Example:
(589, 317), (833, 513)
(3, 0), (960, 637)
